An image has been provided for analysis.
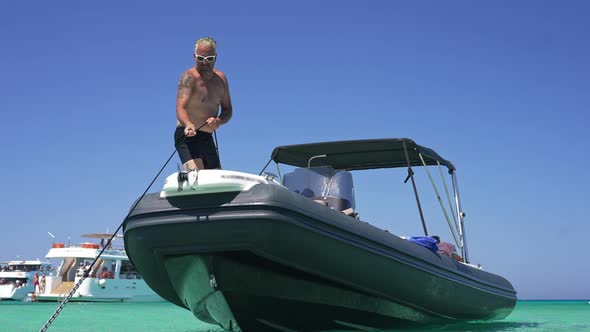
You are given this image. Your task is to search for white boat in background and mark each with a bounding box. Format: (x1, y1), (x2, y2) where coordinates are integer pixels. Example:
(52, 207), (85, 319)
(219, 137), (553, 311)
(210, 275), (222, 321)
(0, 260), (53, 300)
(36, 234), (162, 302)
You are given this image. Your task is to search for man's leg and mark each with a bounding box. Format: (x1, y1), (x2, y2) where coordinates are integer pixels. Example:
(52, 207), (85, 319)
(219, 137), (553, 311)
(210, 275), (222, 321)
(202, 134), (220, 169)
(183, 158), (205, 171)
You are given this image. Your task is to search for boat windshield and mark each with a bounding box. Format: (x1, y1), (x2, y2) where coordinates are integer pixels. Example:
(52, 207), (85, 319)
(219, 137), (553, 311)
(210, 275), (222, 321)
(282, 166), (355, 211)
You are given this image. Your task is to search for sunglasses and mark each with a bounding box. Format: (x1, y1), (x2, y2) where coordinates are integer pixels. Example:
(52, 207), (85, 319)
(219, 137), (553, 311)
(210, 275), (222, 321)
(195, 54), (216, 63)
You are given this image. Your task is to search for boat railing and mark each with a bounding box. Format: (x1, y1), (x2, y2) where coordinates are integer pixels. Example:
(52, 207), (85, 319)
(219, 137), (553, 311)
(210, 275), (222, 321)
(52, 240), (125, 252)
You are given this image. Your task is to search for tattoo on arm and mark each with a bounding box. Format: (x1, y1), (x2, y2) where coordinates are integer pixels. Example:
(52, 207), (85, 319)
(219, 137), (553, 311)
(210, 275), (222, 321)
(177, 73), (193, 98)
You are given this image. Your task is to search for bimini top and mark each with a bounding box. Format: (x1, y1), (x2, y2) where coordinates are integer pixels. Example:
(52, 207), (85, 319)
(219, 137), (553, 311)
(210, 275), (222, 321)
(271, 138), (456, 171)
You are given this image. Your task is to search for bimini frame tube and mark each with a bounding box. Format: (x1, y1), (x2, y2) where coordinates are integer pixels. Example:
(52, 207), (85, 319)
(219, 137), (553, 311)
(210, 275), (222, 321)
(418, 153), (460, 247)
(259, 159), (284, 183)
(451, 171), (469, 263)
(275, 162), (282, 183)
(259, 158), (273, 175)
(402, 141), (429, 236)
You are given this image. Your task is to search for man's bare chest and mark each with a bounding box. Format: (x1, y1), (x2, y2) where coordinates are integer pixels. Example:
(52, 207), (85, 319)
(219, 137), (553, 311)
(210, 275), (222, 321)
(191, 78), (224, 104)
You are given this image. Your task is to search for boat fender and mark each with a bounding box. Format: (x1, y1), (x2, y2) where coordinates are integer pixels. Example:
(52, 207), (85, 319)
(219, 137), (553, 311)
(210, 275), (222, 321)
(98, 279), (106, 288)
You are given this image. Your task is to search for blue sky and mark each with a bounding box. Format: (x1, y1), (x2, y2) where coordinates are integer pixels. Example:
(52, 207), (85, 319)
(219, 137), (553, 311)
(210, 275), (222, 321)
(0, 1), (588, 300)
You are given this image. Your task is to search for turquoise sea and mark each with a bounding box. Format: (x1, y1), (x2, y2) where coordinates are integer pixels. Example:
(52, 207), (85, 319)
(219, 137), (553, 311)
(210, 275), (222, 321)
(0, 300), (588, 332)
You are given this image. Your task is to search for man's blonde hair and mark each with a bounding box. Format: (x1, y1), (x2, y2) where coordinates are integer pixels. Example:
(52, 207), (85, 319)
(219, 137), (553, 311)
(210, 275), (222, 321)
(194, 37), (217, 54)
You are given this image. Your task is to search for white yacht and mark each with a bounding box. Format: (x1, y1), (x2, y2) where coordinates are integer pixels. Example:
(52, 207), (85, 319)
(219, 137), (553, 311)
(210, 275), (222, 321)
(36, 234), (162, 302)
(0, 260), (53, 300)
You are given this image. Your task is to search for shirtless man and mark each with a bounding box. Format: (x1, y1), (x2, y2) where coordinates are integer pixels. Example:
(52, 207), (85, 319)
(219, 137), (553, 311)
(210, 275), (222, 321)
(175, 37), (233, 170)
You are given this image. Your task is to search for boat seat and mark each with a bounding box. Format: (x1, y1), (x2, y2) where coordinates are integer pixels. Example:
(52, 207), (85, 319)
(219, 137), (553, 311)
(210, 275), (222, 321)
(328, 196), (352, 211)
(311, 196), (351, 211)
(314, 199), (328, 206)
(341, 207), (360, 219)
(342, 207), (353, 214)
(313, 196), (359, 219)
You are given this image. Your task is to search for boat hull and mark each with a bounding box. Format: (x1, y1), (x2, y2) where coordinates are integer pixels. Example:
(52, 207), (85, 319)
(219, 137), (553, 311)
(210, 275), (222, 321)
(124, 184), (516, 331)
(35, 294), (161, 303)
(36, 277), (162, 303)
(163, 253), (443, 331)
(0, 284), (34, 301)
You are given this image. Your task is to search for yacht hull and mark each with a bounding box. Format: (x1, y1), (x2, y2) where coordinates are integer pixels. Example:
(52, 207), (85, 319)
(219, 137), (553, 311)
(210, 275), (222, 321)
(0, 284), (34, 301)
(35, 294), (162, 302)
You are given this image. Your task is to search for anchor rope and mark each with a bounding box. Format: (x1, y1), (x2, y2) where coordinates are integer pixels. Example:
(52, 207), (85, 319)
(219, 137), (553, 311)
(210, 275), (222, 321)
(38, 121), (219, 332)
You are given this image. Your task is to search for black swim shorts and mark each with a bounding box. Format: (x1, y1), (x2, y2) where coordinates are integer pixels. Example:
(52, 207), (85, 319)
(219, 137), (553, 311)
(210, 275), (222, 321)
(174, 127), (220, 169)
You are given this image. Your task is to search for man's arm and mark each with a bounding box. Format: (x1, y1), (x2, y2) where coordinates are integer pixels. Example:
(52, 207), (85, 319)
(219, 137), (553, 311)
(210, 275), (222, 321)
(176, 72), (196, 136)
(218, 72), (233, 124)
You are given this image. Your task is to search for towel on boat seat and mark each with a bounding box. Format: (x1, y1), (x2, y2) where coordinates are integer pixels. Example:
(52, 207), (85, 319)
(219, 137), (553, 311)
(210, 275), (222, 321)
(408, 236), (439, 253)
